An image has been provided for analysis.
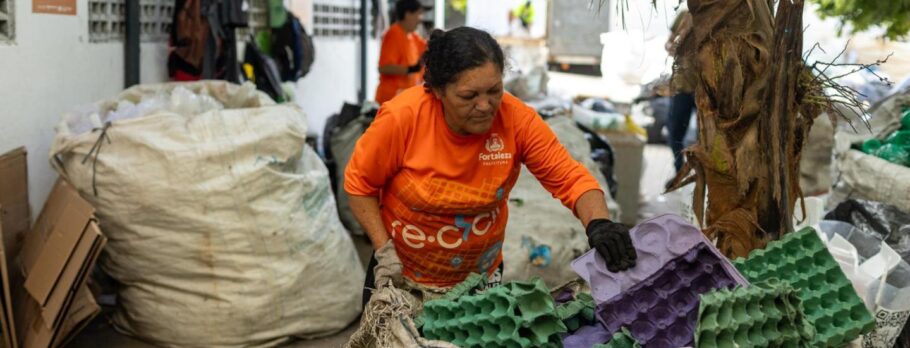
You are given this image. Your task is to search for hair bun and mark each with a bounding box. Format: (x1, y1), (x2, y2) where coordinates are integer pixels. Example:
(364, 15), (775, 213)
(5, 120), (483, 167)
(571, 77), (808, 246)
(428, 29), (446, 42)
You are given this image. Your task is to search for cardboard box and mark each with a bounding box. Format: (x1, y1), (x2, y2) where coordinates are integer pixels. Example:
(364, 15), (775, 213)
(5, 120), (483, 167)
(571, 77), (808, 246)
(51, 285), (100, 348)
(19, 231), (104, 348)
(0, 147), (29, 348)
(39, 220), (103, 329)
(9, 179), (106, 348)
(0, 242), (14, 348)
(0, 147), (30, 265)
(23, 185), (94, 316)
(20, 180), (91, 282)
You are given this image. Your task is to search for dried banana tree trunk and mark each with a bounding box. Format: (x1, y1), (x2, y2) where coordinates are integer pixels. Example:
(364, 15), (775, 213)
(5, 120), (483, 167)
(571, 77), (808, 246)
(670, 0), (819, 258)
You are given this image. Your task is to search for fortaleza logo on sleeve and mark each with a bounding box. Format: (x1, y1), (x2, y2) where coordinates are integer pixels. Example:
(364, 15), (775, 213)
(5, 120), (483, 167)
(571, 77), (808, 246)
(479, 133), (512, 165)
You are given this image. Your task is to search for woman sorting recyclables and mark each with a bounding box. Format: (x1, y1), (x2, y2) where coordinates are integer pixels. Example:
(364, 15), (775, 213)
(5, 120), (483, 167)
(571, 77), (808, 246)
(375, 0), (429, 104)
(346, 27), (638, 304)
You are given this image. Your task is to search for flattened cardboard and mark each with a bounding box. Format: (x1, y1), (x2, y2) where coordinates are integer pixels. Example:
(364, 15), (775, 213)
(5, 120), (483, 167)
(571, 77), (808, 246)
(47, 223), (104, 331)
(19, 292), (47, 348)
(0, 147), (29, 272)
(19, 180), (69, 276)
(17, 231), (105, 348)
(14, 179), (104, 348)
(0, 246), (13, 348)
(40, 222), (101, 329)
(51, 285), (99, 348)
(20, 249), (104, 348)
(23, 182), (93, 306)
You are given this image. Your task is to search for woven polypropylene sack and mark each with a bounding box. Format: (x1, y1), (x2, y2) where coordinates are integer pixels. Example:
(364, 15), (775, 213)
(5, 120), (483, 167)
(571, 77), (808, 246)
(50, 81), (364, 347)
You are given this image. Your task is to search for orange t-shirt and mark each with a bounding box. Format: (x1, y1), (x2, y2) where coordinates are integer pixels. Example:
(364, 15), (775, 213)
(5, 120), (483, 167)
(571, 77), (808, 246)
(345, 87), (602, 288)
(375, 23), (426, 104)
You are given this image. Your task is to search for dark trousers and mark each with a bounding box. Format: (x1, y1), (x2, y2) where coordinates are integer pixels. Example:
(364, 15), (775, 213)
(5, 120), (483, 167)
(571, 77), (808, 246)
(362, 254), (378, 307)
(667, 92), (696, 171)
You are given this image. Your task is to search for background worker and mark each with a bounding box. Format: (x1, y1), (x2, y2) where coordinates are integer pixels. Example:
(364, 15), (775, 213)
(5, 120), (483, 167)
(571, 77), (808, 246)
(665, 9), (697, 172)
(346, 27), (638, 303)
(375, 0), (428, 104)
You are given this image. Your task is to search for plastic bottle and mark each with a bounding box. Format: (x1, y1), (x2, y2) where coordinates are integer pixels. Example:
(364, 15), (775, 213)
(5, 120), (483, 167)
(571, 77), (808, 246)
(861, 139), (883, 154)
(885, 130), (910, 148)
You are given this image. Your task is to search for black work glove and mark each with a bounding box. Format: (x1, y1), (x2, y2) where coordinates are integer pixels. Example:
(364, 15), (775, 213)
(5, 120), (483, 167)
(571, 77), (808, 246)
(586, 219), (637, 272)
(407, 63), (422, 74)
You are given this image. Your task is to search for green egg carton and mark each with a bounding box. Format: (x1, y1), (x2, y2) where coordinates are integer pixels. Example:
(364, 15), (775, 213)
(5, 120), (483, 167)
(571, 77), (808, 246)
(696, 279), (815, 347)
(556, 292), (596, 331)
(421, 277), (567, 347)
(593, 328), (642, 348)
(440, 273), (487, 301)
(732, 227), (876, 347)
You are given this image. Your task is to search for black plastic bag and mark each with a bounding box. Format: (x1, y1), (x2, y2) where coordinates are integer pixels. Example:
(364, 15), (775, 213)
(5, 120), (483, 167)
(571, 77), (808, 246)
(826, 199), (910, 262)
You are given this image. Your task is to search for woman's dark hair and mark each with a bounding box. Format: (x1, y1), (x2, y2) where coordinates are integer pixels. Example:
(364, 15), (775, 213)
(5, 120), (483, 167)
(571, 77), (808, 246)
(422, 27), (505, 91)
(395, 0), (423, 21)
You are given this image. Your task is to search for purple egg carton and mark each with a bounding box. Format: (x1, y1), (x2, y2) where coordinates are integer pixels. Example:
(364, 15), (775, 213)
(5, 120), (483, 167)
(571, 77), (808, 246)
(562, 323), (612, 348)
(571, 214), (748, 304)
(597, 243), (739, 347)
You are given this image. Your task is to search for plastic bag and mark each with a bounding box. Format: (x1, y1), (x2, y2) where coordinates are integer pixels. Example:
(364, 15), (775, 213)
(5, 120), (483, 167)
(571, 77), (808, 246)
(825, 199), (910, 263)
(58, 84), (236, 137)
(819, 221), (910, 348)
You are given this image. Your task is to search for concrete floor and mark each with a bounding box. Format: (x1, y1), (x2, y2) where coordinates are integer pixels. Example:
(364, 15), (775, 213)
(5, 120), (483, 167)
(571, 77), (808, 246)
(64, 146), (679, 348)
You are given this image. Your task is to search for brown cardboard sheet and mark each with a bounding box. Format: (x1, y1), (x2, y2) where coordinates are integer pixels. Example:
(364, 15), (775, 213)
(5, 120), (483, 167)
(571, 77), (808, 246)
(23, 182), (93, 306)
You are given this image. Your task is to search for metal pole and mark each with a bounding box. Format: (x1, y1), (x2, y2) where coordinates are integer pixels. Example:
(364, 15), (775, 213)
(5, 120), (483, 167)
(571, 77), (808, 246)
(434, 0), (445, 29)
(125, 0), (140, 88)
(359, 0), (368, 103)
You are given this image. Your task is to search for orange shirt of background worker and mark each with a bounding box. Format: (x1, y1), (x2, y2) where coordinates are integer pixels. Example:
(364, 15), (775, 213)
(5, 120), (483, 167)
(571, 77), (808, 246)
(375, 5), (427, 104)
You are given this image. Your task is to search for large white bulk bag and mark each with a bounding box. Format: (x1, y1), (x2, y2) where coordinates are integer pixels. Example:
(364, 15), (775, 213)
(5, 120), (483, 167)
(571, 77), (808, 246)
(50, 81), (364, 348)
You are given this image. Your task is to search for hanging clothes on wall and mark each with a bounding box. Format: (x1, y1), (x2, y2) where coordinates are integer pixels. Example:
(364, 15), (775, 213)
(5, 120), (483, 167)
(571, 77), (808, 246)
(270, 8), (316, 82)
(168, 0), (247, 82)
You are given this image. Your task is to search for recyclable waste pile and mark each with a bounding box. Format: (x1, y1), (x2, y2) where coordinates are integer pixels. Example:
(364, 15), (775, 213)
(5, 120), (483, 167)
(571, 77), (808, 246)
(830, 94), (910, 213)
(402, 215), (877, 347)
(567, 215), (748, 348)
(564, 215), (876, 347)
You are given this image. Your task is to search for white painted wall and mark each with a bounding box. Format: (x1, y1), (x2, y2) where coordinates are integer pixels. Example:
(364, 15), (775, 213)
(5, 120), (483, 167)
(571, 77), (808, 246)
(291, 0), (381, 142)
(0, 2), (168, 214)
(295, 38), (379, 139)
